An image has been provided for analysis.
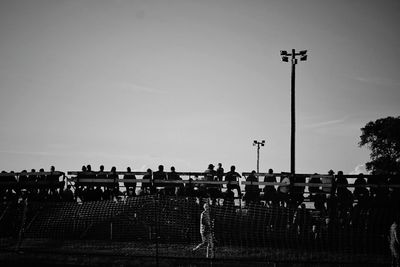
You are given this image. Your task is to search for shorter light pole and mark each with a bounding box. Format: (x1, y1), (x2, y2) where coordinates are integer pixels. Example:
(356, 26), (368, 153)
(253, 140), (265, 173)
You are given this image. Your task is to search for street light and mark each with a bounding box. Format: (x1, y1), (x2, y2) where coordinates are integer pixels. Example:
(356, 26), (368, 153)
(253, 140), (265, 173)
(280, 49), (308, 176)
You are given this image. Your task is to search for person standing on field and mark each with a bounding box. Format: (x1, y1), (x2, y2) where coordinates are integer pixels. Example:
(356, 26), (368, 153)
(193, 202), (215, 258)
(390, 220), (400, 267)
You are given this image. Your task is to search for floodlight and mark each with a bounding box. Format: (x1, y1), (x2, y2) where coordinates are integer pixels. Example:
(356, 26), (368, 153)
(299, 50), (307, 56)
(253, 139), (266, 173)
(300, 55), (308, 61)
(281, 56), (289, 62)
(280, 50), (288, 56)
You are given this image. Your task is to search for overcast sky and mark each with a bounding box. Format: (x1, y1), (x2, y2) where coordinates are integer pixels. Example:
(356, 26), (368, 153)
(0, 0), (399, 175)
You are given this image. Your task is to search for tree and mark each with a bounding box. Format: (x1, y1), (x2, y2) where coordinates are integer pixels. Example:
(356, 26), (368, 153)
(359, 116), (400, 175)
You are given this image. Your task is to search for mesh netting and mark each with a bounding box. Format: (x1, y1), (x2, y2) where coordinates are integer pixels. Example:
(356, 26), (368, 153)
(0, 194), (395, 265)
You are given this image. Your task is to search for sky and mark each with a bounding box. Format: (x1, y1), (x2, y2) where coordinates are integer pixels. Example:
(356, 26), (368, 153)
(0, 0), (399, 175)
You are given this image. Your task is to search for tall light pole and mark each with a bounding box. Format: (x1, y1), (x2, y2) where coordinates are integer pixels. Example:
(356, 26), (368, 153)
(253, 140), (265, 173)
(280, 49), (308, 176)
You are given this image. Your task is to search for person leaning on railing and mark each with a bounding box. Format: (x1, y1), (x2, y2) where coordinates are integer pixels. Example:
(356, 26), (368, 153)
(277, 173), (291, 207)
(353, 173), (369, 208)
(224, 165), (242, 198)
(244, 170), (260, 206)
(140, 168), (153, 195)
(263, 169), (277, 207)
(335, 171), (354, 226)
(204, 164), (220, 205)
(123, 167), (136, 197)
(308, 173), (326, 215)
(153, 165), (167, 195)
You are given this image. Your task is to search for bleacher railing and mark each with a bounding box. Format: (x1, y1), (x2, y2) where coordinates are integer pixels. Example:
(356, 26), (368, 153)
(1, 170), (399, 191)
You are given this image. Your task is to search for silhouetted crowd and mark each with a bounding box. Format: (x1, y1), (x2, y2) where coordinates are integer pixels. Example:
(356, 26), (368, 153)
(0, 166), (66, 203)
(1, 164), (400, 221)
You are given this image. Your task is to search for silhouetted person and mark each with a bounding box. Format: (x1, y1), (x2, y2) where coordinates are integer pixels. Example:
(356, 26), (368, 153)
(85, 164), (96, 179)
(37, 168), (48, 197)
(38, 168), (46, 182)
(124, 167), (136, 197)
(336, 175), (354, 228)
(97, 165), (107, 180)
(308, 173), (326, 214)
(48, 165), (61, 182)
(19, 170), (29, 183)
(277, 173), (291, 207)
(141, 168), (153, 195)
(244, 170), (260, 206)
(167, 166), (183, 196)
(353, 173), (369, 208)
(263, 169), (277, 207)
(153, 165), (167, 195)
(193, 203), (215, 258)
(216, 163), (224, 194)
(77, 165), (87, 179)
(224, 165), (242, 198)
(216, 163), (224, 182)
(108, 166), (120, 200)
(205, 164), (219, 205)
(335, 171), (348, 192)
(390, 220), (400, 267)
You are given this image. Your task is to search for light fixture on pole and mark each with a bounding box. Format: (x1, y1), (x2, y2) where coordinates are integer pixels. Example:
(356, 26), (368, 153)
(280, 49), (308, 176)
(253, 140), (265, 174)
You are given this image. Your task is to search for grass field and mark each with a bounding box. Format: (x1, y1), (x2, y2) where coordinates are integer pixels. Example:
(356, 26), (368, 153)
(0, 237), (392, 267)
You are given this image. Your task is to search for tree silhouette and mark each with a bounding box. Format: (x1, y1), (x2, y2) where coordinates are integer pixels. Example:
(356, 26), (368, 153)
(359, 116), (400, 175)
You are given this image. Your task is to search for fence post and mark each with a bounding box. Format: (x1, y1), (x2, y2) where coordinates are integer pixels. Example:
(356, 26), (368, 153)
(16, 197), (28, 252)
(110, 222), (113, 240)
(154, 194), (159, 267)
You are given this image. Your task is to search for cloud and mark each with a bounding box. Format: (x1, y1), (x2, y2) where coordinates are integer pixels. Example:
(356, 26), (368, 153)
(354, 76), (400, 88)
(349, 164), (369, 175)
(304, 117), (347, 129)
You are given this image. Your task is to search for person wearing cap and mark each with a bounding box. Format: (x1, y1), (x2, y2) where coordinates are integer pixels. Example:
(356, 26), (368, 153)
(204, 164), (219, 205)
